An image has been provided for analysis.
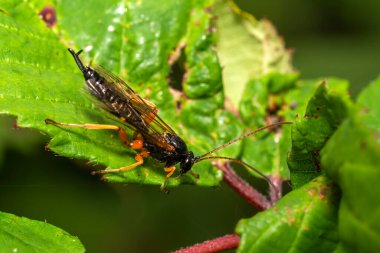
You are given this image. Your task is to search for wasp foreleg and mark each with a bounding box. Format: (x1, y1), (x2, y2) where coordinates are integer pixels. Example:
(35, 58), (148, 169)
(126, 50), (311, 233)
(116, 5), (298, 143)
(164, 166), (176, 178)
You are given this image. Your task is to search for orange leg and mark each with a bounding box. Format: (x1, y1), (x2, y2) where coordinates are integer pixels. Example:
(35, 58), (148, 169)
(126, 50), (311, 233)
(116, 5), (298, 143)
(45, 119), (144, 149)
(92, 151), (150, 175)
(45, 119), (120, 130)
(119, 129), (145, 149)
(164, 166), (176, 178)
(118, 128), (130, 145)
(129, 139), (144, 149)
(128, 131), (144, 149)
(160, 166), (176, 193)
(46, 119), (150, 174)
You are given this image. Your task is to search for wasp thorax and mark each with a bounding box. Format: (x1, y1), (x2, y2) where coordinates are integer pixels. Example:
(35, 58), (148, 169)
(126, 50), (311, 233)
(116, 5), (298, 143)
(84, 67), (98, 80)
(165, 133), (188, 153)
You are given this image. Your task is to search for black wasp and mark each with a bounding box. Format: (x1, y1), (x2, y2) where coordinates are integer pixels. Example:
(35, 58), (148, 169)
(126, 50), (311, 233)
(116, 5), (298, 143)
(45, 48), (291, 182)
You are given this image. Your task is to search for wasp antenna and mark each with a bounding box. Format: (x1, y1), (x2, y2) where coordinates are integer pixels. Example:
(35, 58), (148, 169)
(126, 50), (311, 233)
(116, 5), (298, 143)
(44, 118), (57, 125)
(196, 156), (275, 189)
(199, 121), (292, 159)
(68, 48), (86, 74)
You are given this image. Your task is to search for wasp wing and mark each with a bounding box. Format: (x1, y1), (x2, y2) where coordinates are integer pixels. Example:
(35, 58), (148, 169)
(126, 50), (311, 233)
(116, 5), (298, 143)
(92, 65), (176, 152)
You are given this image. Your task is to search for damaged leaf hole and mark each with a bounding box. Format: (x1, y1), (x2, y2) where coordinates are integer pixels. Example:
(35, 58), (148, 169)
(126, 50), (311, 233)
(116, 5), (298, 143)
(168, 44), (187, 109)
(266, 95), (285, 132)
(311, 150), (322, 172)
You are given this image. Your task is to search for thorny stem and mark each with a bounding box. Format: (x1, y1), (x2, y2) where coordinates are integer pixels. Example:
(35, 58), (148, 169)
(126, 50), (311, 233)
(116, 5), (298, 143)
(172, 234), (240, 253)
(215, 162), (271, 210)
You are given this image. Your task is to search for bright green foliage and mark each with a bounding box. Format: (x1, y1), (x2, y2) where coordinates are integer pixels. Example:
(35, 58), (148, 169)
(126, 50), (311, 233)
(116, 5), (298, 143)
(0, 211), (84, 253)
(0, 0), (242, 187)
(214, 0), (295, 106)
(236, 176), (339, 253)
(239, 73), (299, 129)
(332, 244), (347, 253)
(212, 0), (297, 180)
(238, 73), (298, 179)
(288, 80), (352, 188)
(238, 76), (349, 180)
(3, 0), (378, 252)
(321, 79), (380, 253)
(356, 75), (380, 134)
(0, 0), (295, 187)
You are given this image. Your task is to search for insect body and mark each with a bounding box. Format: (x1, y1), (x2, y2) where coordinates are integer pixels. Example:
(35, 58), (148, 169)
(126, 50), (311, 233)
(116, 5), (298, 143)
(46, 48), (291, 181)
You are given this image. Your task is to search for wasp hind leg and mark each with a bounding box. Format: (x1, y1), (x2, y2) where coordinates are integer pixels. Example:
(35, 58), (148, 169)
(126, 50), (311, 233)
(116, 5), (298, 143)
(45, 119), (149, 175)
(92, 151), (150, 175)
(45, 119), (120, 131)
(45, 118), (137, 147)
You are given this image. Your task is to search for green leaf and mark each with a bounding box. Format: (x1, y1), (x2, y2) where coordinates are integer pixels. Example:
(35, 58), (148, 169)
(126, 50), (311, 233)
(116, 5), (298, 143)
(215, 0), (295, 106)
(321, 94), (380, 252)
(0, 0), (304, 186)
(236, 176), (339, 253)
(217, 0), (303, 179)
(238, 77), (347, 180)
(238, 78), (349, 183)
(288, 80), (352, 188)
(356, 75), (380, 133)
(0, 0), (250, 186)
(240, 127), (292, 179)
(238, 73), (298, 179)
(0, 211), (84, 253)
(332, 244), (347, 253)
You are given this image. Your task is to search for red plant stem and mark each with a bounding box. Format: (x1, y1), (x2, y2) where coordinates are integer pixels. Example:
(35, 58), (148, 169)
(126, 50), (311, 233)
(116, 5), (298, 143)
(172, 234), (240, 253)
(269, 175), (282, 205)
(215, 162), (271, 210)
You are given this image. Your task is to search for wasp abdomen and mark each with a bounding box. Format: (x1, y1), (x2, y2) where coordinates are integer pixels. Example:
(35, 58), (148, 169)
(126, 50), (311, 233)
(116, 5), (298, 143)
(87, 78), (126, 112)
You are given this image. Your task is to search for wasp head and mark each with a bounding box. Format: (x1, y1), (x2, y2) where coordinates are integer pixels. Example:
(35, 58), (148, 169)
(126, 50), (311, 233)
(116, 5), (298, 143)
(68, 48), (98, 80)
(179, 151), (195, 175)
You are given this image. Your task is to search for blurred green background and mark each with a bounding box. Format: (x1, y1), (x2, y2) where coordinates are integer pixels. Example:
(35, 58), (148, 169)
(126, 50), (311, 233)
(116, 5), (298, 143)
(1, 1), (379, 252)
